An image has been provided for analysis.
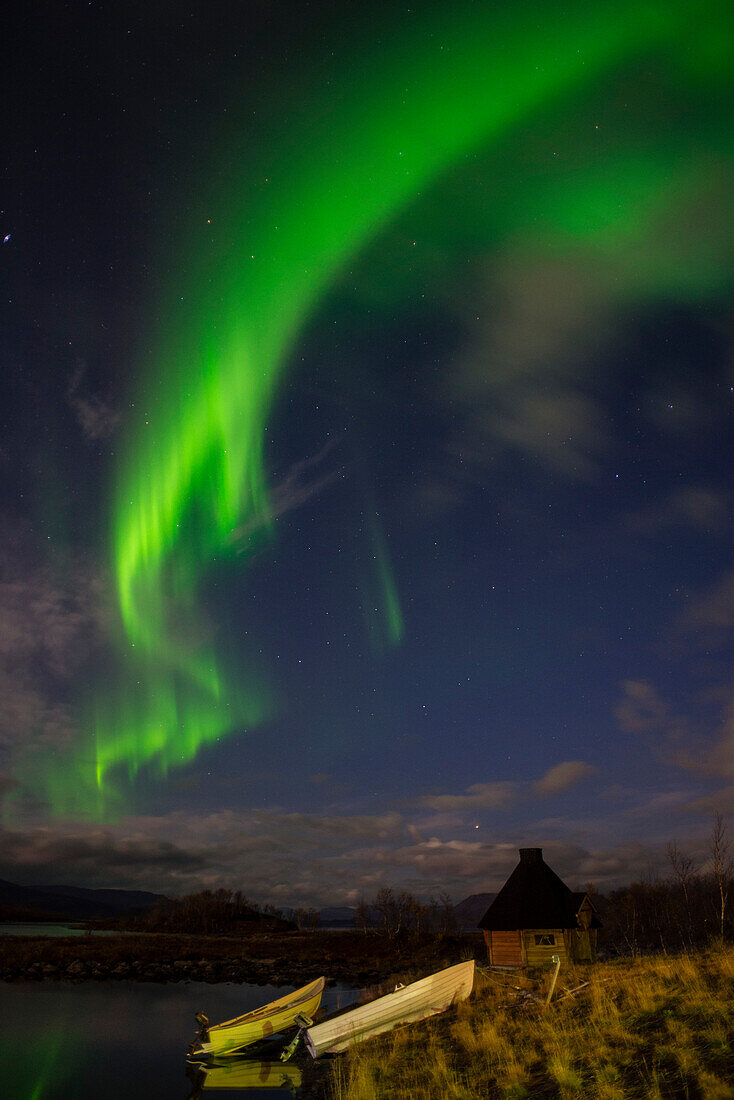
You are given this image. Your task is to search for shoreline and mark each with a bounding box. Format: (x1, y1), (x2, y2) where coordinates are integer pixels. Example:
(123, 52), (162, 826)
(0, 928), (482, 987)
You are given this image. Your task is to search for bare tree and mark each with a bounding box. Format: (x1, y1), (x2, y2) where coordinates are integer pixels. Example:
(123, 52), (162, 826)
(354, 896), (371, 934)
(709, 812), (733, 940)
(372, 888), (428, 938)
(294, 907), (320, 931)
(373, 887), (399, 938)
(667, 841), (698, 944)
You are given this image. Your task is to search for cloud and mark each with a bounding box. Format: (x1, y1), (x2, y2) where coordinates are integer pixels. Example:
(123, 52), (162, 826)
(230, 438), (342, 549)
(685, 786), (734, 815)
(0, 547), (111, 769)
(443, 250), (614, 482)
(615, 677), (734, 783)
(678, 692), (734, 782)
(684, 570), (734, 635)
(0, 822), (203, 889)
(0, 793), (411, 900)
(615, 556), (734, 784)
(624, 486), (729, 538)
(616, 680), (672, 736)
(417, 761), (598, 813)
(615, 681), (696, 747)
(66, 360), (119, 440)
(245, 810), (405, 848)
(533, 761), (597, 797)
(0, 798), (716, 905)
(418, 781), (517, 812)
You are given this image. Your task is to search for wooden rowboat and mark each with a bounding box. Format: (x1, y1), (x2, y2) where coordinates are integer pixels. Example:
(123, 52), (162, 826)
(189, 976), (324, 1057)
(304, 960), (474, 1057)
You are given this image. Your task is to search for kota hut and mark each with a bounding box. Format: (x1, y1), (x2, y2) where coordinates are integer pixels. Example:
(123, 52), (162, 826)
(479, 847), (601, 967)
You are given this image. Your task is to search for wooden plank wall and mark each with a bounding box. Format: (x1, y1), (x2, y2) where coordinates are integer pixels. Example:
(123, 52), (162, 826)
(487, 929), (523, 966)
(522, 929), (569, 966)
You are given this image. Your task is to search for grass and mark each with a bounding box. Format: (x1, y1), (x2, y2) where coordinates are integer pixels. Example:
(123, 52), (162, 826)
(321, 946), (734, 1100)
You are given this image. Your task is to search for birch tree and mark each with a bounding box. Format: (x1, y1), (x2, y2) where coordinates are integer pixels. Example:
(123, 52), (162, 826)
(709, 812), (733, 940)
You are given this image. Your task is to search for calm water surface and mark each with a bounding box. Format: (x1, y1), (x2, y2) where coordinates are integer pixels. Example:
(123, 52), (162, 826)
(0, 979), (359, 1099)
(0, 922), (128, 937)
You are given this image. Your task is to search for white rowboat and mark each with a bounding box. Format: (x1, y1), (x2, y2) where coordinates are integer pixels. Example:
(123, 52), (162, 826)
(190, 976), (324, 1056)
(304, 960), (474, 1057)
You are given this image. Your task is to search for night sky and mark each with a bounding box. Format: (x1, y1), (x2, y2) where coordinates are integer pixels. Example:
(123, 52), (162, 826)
(2, 0), (733, 907)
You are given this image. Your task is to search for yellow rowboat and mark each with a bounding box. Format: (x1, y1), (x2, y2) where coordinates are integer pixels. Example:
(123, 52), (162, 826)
(187, 1058), (302, 1092)
(304, 961), (474, 1057)
(189, 976), (325, 1057)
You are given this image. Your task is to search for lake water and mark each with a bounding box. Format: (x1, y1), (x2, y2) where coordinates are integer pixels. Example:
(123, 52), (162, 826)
(0, 922), (127, 937)
(0, 979), (360, 1098)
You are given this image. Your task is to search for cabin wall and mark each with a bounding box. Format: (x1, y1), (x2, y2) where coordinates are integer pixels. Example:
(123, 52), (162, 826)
(569, 927), (597, 963)
(485, 925), (598, 967)
(522, 929), (568, 966)
(484, 929), (524, 966)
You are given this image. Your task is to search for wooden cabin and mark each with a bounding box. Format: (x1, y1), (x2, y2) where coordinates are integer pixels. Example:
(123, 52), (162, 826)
(479, 847), (601, 967)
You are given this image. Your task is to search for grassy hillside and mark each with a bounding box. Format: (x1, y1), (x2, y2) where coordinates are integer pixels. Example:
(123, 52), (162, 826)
(323, 946), (734, 1099)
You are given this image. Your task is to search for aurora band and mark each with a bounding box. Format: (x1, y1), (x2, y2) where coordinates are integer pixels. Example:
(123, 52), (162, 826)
(33, 0), (731, 812)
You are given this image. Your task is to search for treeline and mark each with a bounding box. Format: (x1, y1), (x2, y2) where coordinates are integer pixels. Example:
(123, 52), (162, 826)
(122, 889), (294, 934)
(593, 872), (733, 956)
(594, 877), (730, 955)
(592, 816), (733, 955)
(353, 889), (458, 939)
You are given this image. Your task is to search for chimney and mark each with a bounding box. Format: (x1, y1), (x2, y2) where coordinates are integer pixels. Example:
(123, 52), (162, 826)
(519, 847), (542, 864)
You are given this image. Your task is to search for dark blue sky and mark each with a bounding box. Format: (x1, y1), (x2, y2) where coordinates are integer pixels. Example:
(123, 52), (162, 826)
(1, 0), (733, 905)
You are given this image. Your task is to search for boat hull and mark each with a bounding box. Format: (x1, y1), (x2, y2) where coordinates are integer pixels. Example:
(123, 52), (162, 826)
(305, 960), (474, 1056)
(192, 976), (324, 1056)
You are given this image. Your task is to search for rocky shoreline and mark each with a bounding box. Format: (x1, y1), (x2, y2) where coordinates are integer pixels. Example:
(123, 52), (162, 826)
(0, 955), (379, 986)
(0, 929), (481, 987)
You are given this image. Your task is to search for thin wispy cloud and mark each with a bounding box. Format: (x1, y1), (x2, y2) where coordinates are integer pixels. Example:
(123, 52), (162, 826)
(534, 761), (598, 797)
(66, 360), (120, 440)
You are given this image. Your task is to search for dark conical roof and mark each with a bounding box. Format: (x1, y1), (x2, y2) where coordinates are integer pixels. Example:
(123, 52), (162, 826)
(479, 848), (600, 930)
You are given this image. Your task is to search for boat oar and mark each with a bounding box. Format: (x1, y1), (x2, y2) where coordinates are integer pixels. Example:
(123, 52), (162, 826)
(279, 1014), (314, 1062)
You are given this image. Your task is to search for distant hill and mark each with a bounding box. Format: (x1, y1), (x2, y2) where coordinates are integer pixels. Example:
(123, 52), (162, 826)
(41, 885), (166, 913)
(318, 906), (361, 927)
(316, 895), (497, 930)
(0, 879), (165, 921)
(0, 880), (495, 927)
(453, 893), (496, 929)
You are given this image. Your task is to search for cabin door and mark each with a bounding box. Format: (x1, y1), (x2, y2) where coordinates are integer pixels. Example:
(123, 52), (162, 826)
(573, 929), (592, 962)
(491, 930), (523, 966)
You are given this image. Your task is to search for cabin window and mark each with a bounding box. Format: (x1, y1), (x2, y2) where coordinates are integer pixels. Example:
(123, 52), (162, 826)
(534, 933), (555, 946)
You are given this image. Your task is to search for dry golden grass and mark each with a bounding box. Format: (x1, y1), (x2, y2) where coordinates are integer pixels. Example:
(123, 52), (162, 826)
(325, 947), (734, 1099)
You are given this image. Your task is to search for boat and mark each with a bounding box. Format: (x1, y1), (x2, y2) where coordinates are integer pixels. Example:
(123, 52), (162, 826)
(189, 976), (325, 1057)
(186, 1057), (302, 1095)
(304, 960), (474, 1057)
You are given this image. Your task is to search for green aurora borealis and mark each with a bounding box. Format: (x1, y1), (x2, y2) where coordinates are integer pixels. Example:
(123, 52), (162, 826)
(20, 0), (733, 816)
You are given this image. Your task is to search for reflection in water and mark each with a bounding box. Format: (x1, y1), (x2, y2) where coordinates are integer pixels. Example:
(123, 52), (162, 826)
(186, 1058), (302, 1096)
(2, 980), (356, 1098)
(11, 1023), (76, 1100)
(0, 923), (130, 937)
